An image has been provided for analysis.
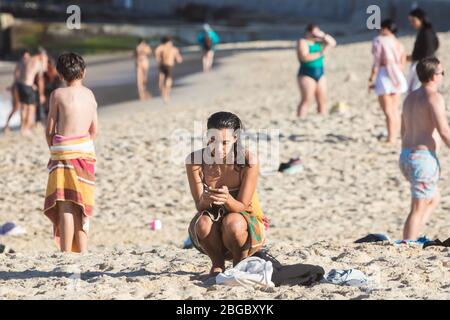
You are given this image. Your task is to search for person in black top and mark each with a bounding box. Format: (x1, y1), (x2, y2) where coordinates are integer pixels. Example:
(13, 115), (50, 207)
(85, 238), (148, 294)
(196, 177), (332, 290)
(407, 8), (439, 93)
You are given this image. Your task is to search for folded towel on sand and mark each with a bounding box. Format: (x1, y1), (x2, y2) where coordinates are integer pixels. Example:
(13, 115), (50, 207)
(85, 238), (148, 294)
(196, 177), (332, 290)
(43, 134), (96, 251)
(216, 256), (275, 290)
(324, 269), (368, 287)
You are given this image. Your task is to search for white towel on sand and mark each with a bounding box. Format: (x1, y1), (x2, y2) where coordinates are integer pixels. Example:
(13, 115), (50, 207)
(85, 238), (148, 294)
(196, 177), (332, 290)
(216, 256), (275, 290)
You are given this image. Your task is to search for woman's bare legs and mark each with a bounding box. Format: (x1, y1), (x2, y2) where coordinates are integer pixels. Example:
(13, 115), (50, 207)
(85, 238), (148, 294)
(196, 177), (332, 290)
(315, 75), (327, 115)
(378, 94), (399, 144)
(297, 76), (316, 117)
(221, 213), (249, 266)
(196, 215), (226, 275)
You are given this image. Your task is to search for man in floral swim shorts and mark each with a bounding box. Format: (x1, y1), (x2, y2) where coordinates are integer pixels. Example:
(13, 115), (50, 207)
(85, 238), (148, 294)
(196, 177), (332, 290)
(400, 57), (449, 241)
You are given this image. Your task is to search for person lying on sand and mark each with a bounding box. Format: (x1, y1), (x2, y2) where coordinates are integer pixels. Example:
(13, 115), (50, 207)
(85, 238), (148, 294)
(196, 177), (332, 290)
(44, 52), (98, 253)
(400, 57), (448, 241)
(186, 112), (267, 276)
(154, 36), (183, 103)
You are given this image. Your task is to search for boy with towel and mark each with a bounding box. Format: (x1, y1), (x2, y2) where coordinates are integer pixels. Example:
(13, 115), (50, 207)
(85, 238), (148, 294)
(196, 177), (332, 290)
(44, 52), (98, 253)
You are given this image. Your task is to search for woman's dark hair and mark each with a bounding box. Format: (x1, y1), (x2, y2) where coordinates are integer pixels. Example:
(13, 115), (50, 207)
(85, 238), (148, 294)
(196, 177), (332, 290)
(206, 111), (248, 169)
(306, 23), (318, 33)
(381, 19), (398, 34)
(138, 38), (145, 44)
(409, 7), (432, 29)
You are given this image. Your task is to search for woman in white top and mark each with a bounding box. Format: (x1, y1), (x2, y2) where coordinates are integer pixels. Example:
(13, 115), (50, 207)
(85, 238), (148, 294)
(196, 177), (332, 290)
(369, 19), (407, 145)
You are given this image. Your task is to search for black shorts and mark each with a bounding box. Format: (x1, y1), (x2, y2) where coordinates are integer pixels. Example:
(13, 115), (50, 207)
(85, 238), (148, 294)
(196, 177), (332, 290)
(17, 83), (37, 105)
(159, 64), (173, 78)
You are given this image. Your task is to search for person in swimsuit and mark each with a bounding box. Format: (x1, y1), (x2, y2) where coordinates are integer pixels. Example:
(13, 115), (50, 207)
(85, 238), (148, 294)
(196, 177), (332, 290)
(154, 36), (183, 103)
(407, 8), (439, 94)
(3, 49), (30, 134)
(400, 57), (448, 240)
(135, 38), (152, 100)
(369, 19), (407, 145)
(197, 23), (220, 72)
(296, 23), (336, 117)
(186, 112), (268, 277)
(17, 47), (48, 136)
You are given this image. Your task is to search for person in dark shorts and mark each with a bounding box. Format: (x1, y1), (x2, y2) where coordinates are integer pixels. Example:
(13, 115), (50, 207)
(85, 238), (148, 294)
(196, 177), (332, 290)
(155, 36), (183, 102)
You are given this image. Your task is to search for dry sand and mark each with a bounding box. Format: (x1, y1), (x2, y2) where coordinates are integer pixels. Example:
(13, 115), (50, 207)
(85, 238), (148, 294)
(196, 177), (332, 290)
(0, 32), (449, 300)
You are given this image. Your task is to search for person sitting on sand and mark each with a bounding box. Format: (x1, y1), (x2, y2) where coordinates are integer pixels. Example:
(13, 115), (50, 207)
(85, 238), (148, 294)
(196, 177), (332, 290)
(44, 52), (98, 253)
(17, 47), (48, 136)
(2, 49), (30, 134)
(369, 19), (407, 145)
(296, 23), (336, 117)
(135, 38), (152, 100)
(400, 57), (448, 241)
(186, 112), (267, 276)
(154, 36), (183, 102)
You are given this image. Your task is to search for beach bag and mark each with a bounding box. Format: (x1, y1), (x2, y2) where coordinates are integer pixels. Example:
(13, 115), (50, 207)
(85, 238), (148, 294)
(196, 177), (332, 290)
(216, 256), (275, 290)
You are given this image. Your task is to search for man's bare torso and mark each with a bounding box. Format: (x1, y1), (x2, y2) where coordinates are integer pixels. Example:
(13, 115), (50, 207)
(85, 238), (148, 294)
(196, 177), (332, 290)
(155, 44), (180, 66)
(402, 87), (441, 151)
(22, 56), (46, 86)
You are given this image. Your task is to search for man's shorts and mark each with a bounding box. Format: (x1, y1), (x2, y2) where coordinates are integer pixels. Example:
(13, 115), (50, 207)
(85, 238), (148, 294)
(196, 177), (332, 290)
(17, 83), (37, 105)
(399, 148), (440, 199)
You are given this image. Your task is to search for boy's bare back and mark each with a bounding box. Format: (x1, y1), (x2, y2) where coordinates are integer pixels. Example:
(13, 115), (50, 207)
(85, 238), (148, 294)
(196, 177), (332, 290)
(402, 87), (445, 151)
(51, 86), (97, 137)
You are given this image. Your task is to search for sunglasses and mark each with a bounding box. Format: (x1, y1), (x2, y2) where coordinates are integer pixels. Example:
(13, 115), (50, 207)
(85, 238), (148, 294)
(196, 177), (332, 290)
(435, 71), (445, 76)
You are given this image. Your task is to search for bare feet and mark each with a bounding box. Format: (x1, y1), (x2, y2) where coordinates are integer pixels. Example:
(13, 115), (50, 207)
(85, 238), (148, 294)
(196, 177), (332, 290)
(2, 126), (11, 135)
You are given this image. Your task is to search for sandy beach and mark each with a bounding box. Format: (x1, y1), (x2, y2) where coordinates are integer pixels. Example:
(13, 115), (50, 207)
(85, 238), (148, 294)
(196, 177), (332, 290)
(0, 32), (449, 300)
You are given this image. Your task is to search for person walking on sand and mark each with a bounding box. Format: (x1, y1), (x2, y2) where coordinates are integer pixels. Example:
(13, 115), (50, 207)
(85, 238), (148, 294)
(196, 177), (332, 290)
(400, 57), (447, 241)
(406, 8), (439, 94)
(135, 38), (152, 100)
(296, 23), (336, 117)
(16, 47), (48, 136)
(154, 36), (183, 103)
(197, 23), (220, 72)
(369, 20), (407, 145)
(186, 112), (268, 277)
(44, 52), (98, 253)
(2, 49), (30, 134)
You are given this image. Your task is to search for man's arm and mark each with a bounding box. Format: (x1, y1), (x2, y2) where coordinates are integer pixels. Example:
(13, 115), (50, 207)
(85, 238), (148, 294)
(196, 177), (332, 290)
(46, 91), (58, 148)
(175, 48), (183, 64)
(430, 93), (450, 148)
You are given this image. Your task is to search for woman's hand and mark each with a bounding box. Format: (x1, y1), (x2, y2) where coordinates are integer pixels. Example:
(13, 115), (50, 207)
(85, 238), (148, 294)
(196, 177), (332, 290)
(312, 29), (326, 40)
(208, 186), (230, 206)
